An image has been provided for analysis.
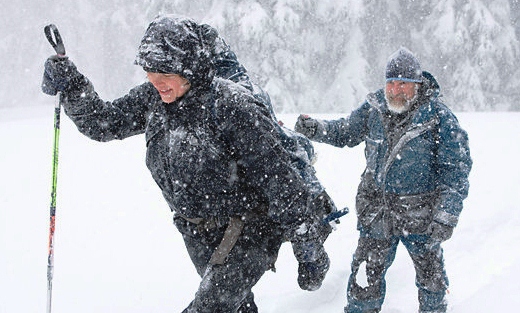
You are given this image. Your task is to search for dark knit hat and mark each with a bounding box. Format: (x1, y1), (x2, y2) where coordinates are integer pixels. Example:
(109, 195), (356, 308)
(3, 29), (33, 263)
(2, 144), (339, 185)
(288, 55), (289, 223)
(135, 15), (215, 88)
(385, 47), (422, 83)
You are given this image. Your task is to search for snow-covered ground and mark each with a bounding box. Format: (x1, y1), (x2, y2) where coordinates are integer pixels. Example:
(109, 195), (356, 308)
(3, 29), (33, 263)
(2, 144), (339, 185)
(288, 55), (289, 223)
(1, 106), (519, 312)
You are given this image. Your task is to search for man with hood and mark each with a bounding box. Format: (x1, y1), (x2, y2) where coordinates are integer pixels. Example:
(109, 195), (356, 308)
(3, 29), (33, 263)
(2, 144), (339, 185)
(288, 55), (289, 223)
(41, 15), (333, 313)
(294, 48), (472, 313)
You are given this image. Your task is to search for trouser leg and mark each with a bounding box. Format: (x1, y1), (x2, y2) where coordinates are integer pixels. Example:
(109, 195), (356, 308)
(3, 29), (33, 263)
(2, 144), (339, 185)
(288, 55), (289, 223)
(175, 216), (282, 313)
(401, 235), (449, 313)
(344, 235), (399, 313)
(236, 292), (258, 313)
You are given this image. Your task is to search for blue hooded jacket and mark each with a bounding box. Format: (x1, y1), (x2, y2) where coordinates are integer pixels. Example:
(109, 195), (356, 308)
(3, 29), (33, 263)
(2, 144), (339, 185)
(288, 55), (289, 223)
(309, 72), (472, 235)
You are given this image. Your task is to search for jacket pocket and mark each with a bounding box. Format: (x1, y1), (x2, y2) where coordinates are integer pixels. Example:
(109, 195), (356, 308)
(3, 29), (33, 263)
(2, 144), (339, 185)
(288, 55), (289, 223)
(355, 174), (391, 238)
(389, 192), (437, 234)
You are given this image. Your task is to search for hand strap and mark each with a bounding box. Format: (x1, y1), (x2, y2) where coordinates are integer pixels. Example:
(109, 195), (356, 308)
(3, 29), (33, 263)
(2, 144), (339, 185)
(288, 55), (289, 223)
(44, 24), (66, 56)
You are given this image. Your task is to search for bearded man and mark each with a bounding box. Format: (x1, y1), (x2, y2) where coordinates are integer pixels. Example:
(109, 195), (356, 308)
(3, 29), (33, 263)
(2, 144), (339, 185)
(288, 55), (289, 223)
(294, 47), (472, 313)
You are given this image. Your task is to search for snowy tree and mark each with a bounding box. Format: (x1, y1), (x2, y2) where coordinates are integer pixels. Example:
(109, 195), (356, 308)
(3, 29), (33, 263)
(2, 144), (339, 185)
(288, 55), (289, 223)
(507, 0), (520, 110)
(203, 0), (520, 112)
(202, 0), (366, 113)
(421, 0), (519, 111)
(1, 0), (519, 111)
(510, 0), (520, 39)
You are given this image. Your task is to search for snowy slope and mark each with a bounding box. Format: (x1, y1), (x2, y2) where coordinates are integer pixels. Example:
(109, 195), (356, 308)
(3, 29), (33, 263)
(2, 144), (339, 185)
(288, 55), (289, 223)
(1, 107), (519, 312)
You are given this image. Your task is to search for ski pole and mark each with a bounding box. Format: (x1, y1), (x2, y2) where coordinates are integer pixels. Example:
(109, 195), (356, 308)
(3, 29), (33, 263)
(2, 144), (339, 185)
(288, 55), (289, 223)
(44, 23), (66, 313)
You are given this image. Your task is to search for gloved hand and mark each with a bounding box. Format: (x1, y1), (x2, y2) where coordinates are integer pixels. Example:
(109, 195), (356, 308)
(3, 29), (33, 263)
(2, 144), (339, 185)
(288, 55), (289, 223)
(41, 55), (79, 95)
(426, 221), (454, 249)
(294, 114), (318, 138)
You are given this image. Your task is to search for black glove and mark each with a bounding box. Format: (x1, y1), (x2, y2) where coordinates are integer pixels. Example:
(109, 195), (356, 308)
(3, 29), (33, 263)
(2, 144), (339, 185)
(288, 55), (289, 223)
(42, 55), (79, 95)
(426, 221), (454, 248)
(294, 114), (318, 138)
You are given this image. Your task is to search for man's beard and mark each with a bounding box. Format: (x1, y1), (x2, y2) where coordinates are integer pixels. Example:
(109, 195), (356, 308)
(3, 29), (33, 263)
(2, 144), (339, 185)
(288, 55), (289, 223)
(385, 93), (417, 114)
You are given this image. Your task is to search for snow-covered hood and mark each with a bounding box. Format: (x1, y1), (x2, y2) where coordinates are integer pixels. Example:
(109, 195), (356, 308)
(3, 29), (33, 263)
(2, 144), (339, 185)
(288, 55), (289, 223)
(135, 14), (215, 88)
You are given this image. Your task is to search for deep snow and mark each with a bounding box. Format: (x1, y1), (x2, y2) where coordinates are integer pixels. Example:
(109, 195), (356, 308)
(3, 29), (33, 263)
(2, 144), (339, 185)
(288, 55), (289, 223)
(1, 106), (519, 312)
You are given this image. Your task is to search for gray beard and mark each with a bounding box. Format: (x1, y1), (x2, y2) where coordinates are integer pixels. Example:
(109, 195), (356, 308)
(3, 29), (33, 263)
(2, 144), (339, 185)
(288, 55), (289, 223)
(385, 93), (418, 114)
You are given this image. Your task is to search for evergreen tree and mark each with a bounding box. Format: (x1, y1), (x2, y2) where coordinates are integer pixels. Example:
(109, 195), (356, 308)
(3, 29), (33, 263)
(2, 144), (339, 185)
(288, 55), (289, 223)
(203, 0), (361, 113)
(2, 0), (520, 111)
(510, 0), (520, 39)
(422, 0), (519, 110)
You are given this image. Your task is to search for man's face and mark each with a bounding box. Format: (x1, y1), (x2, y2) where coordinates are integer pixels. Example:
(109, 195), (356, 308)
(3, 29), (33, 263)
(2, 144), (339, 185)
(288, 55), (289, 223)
(385, 80), (419, 113)
(146, 72), (191, 103)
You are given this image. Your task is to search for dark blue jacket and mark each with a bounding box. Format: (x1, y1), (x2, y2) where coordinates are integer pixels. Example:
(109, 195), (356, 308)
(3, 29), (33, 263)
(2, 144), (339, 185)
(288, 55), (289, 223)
(309, 73), (472, 236)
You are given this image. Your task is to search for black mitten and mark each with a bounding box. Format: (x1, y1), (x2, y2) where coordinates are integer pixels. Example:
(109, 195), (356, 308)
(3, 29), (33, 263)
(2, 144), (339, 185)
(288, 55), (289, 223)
(426, 221), (454, 249)
(42, 55), (79, 95)
(294, 114), (318, 138)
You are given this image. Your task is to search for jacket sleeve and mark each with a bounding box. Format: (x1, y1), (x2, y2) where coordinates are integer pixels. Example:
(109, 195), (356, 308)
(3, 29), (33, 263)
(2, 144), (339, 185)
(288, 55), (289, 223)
(433, 105), (472, 227)
(310, 101), (371, 148)
(219, 96), (312, 225)
(60, 73), (156, 142)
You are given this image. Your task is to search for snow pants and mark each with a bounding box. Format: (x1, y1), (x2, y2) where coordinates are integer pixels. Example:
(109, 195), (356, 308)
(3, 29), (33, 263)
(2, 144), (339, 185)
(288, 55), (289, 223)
(344, 233), (449, 313)
(174, 214), (283, 313)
